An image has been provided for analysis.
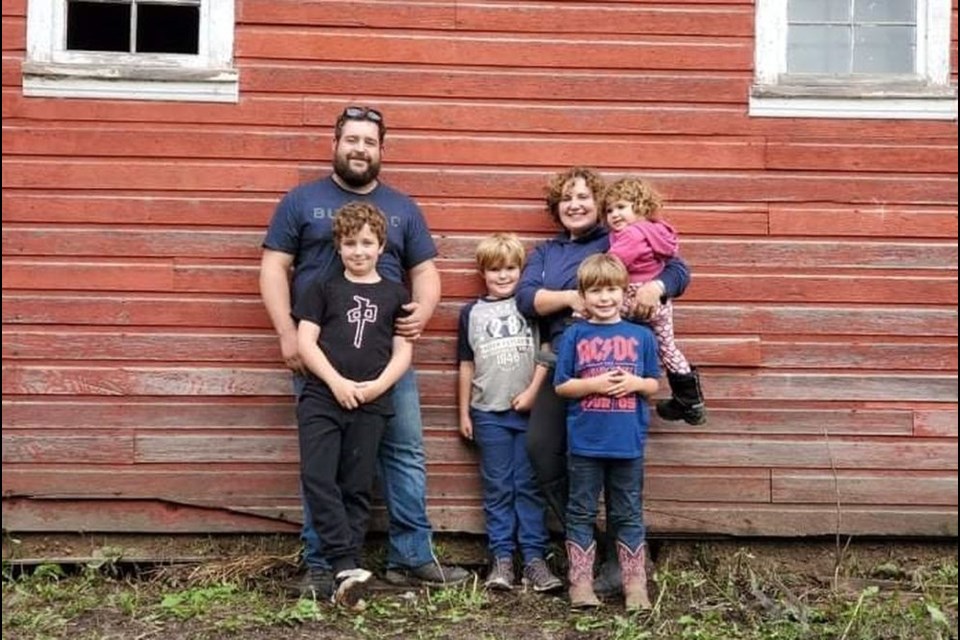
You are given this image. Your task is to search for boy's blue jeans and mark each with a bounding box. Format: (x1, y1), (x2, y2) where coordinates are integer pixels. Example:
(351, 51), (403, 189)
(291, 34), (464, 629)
(472, 413), (549, 564)
(566, 454), (645, 551)
(298, 369), (435, 570)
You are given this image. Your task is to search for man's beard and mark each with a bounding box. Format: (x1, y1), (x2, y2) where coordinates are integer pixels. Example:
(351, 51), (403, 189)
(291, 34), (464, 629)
(333, 153), (381, 188)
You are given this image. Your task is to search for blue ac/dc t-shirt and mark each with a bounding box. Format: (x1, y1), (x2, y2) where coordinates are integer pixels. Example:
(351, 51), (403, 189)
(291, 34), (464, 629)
(553, 320), (661, 459)
(262, 175), (438, 306)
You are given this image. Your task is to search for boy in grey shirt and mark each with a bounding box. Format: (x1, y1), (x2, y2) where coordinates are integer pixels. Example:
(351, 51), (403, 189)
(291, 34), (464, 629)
(457, 233), (562, 593)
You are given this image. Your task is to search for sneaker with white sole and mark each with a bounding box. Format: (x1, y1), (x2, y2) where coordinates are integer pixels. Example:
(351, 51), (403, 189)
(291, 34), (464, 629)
(333, 568), (372, 609)
(522, 557), (563, 593)
(484, 557), (515, 591)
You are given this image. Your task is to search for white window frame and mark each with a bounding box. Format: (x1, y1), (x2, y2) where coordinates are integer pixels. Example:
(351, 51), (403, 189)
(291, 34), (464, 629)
(22, 0), (238, 103)
(750, 0), (957, 120)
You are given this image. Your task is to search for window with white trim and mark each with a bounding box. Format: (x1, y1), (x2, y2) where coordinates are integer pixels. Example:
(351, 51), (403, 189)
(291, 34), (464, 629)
(750, 0), (957, 120)
(23, 0), (238, 103)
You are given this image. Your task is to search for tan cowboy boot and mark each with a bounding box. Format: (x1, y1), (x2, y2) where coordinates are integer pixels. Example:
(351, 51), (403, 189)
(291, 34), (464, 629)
(565, 540), (601, 609)
(617, 540), (652, 611)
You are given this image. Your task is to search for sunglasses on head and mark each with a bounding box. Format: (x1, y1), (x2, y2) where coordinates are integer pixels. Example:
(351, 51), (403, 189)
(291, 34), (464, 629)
(341, 106), (383, 123)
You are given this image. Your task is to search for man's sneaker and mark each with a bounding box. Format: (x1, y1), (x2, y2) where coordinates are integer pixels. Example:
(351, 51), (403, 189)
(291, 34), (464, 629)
(286, 567), (334, 600)
(522, 558), (563, 593)
(333, 568), (372, 609)
(484, 557), (515, 591)
(382, 560), (472, 587)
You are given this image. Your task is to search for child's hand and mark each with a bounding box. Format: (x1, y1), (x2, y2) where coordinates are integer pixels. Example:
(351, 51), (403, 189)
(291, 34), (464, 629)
(459, 417), (474, 442)
(594, 369), (631, 397)
(329, 376), (364, 409)
(354, 380), (384, 405)
(511, 388), (536, 413)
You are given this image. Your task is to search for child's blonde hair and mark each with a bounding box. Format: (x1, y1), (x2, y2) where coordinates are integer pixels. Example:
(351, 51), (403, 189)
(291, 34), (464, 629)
(333, 201), (387, 246)
(577, 254), (629, 295)
(475, 233), (526, 271)
(602, 177), (663, 223)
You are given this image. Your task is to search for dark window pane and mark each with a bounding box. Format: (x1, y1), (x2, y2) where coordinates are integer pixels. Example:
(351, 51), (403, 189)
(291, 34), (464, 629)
(67, 1), (131, 52)
(137, 4), (199, 54)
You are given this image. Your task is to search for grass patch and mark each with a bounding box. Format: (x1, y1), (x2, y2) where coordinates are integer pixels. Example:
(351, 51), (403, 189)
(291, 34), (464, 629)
(2, 539), (957, 639)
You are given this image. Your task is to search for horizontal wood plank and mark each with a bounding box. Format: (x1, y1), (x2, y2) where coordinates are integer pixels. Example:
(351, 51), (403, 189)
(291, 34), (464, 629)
(769, 206), (959, 238)
(0, 329), (763, 368)
(236, 28), (752, 71)
(7, 90), (954, 140)
(2, 293), (272, 329)
(5, 428), (947, 472)
(4, 499), (956, 536)
(1, 400), (921, 437)
(914, 410), (960, 437)
(766, 140), (958, 174)
(4, 367), (956, 404)
(8, 295), (951, 339)
(760, 340), (958, 371)
(239, 1), (754, 37)
(645, 503), (958, 536)
(2, 466), (769, 504)
(1, 399), (296, 428)
(2, 125), (769, 170)
(649, 436), (958, 471)
(5, 259), (955, 304)
(2, 431), (135, 464)
(11, 229), (957, 270)
(771, 470), (958, 506)
(5, 161), (957, 204)
(1, 498), (301, 533)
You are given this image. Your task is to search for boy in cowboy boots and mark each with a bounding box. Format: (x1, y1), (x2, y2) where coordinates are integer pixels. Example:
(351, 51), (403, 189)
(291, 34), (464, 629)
(553, 254), (660, 611)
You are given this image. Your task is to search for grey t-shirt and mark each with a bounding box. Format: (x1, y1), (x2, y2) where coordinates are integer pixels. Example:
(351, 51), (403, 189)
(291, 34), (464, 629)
(456, 296), (539, 412)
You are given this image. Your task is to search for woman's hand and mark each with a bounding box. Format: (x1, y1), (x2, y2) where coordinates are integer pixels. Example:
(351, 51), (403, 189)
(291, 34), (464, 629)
(628, 281), (664, 321)
(567, 290), (588, 318)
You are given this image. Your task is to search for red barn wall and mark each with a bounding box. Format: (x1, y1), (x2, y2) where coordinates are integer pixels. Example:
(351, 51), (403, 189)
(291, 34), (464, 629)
(2, 0), (957, 538)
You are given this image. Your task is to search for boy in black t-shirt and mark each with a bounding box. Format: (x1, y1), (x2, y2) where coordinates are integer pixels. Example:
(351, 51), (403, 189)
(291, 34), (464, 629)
(292, 202), (412, 608)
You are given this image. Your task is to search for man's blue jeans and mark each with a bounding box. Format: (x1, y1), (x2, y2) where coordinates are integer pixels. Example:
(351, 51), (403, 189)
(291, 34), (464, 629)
(566, 454), (645, 551)
(299, 368), (435, 570)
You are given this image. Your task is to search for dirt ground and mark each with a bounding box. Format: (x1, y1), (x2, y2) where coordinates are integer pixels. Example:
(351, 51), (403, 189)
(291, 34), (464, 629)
(3, 536), (958, 640)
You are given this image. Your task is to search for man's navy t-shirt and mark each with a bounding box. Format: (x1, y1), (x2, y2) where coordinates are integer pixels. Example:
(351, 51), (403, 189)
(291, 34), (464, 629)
(262, 175), (437, 305)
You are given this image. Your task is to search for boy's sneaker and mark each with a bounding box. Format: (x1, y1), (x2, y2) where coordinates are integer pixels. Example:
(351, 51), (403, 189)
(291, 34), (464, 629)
(288, 567), (334, 600)
(522, 558), (563, 593)
(382, 561), (471, 587)
(333, 568), (372, 609)
(484, 557), (515, 591)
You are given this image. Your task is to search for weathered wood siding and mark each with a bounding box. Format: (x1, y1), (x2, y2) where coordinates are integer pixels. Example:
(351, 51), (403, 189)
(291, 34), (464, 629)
(2, 0), (957, 538)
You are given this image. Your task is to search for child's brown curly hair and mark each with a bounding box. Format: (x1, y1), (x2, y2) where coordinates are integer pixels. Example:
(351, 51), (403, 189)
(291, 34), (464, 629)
(332, 201), (387, 246)
(602, 177), (663, 223)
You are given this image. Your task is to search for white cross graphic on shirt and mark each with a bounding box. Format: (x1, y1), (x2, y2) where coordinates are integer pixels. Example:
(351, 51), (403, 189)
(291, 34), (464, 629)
(346, 295), (378, 348)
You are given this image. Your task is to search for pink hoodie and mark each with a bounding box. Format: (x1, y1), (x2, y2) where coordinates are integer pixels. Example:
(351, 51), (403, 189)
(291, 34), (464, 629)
(608, 219), (679, 283)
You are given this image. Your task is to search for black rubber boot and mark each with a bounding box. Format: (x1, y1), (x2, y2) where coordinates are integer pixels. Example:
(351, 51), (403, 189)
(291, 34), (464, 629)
(656, 367), (707, 425)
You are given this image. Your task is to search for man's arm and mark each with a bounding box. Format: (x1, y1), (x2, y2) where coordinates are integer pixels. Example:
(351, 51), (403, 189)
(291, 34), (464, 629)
(396, 259), (441, 339)
(259, 249), (304, 373)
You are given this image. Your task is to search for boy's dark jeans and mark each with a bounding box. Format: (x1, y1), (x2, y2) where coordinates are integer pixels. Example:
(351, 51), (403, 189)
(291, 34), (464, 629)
(566, 454), (645, 551)
(298, 394), (386, 571)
